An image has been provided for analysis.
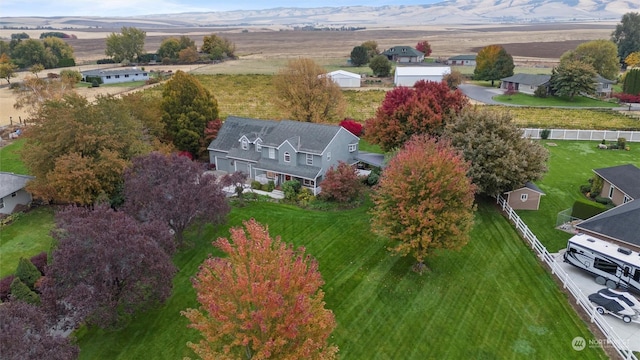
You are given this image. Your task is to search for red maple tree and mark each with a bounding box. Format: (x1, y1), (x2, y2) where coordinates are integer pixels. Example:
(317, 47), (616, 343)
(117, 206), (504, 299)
(182, 219), (338, 360)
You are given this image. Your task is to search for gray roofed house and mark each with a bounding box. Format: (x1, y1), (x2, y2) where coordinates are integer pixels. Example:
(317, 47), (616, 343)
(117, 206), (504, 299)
(447, 54), (476, 66)
(500, 74), (551, 95)
(81, 67), (149, 85)
(0, 172), (35, 215)
(382, 46), (425, 63)
(576, 200), (640, 249)
(595, 74), (615, 97)
(593, 164), (640, 205)
(208, 116), (360, 195)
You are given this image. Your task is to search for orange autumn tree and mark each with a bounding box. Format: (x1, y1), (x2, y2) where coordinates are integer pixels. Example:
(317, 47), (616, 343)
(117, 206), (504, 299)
(182, 219), (338, 360)
(370, 134), (476, 273)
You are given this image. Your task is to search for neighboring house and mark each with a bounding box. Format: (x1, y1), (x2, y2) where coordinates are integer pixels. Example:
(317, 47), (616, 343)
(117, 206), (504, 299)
(575, 164), (640, 250)
(394, 66), (451, 87)
(382, 46), (424, 63)
(81, 67), (149, 85)
(593, 164), (640, 206)
(595, 75), (615, 98)
(503, 181), (545, 210)
(0, 172), (34, 215)
(447, 54), (476, 66)
(325, 70), (361, 88)
(208, 116), (360, 195)
(500, 74), (551, 95)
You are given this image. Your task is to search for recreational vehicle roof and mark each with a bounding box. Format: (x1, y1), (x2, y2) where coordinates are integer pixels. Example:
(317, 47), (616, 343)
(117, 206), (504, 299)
(569, 234), (640, 267)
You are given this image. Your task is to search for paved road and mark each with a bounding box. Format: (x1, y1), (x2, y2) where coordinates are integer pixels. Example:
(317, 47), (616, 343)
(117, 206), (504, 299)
(458, 84), (504, 105)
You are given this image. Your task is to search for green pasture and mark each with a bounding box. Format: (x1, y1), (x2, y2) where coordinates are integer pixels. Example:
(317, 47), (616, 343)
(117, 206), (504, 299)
(494, 93), (618, 107)
(75, 200), (605, 359)
(0, 139), (27, 174)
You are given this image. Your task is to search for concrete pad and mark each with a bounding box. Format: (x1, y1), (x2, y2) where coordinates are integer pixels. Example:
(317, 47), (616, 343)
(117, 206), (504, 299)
(553, 251), (640, 352)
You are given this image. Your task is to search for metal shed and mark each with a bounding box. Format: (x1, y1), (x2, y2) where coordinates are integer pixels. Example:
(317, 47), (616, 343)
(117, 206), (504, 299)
(326, 70), (361, 88)
(393, 66), (451, 87)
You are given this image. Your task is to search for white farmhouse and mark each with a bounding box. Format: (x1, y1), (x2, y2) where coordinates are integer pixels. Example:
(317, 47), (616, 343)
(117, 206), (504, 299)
(394, 66), (451, 87)
(81, 67), (150, 85)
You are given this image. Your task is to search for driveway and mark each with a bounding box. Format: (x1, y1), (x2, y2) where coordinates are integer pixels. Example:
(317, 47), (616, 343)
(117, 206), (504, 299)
(458, 83), (505, 105)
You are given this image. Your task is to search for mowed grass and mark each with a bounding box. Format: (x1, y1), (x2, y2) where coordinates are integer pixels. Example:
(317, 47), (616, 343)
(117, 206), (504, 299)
(0, 139), (28, 174)
(75, 200), (604, 359)
(496, 107), (640, 130)
(0, 206), (54, 277)
(493, 93), (618, 108)
(516, 140), (640, 252)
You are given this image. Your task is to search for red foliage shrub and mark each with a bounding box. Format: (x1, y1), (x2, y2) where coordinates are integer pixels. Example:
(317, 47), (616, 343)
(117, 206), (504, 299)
(30, 251), (48, 275)
(0, 275), (15, 302)
(177, 151), (193, 160)
(612, 93), (640, 103)
(339, 119), (363, 136)
(319, 162), (364, 203)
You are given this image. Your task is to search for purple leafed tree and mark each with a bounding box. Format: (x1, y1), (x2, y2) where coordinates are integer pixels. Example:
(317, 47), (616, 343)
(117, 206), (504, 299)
(123, 152), (230, 244)
(0, 301), (79, 360)
(42, 204), (176, 329)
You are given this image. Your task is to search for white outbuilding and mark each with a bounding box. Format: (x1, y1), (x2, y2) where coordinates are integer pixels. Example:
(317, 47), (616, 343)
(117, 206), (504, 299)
(393, 66), (451, 87)
(325, 70), (361, 88)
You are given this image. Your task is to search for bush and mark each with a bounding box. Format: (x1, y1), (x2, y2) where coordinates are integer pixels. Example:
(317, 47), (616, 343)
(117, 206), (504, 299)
(97, 58), (116, 64)
(534, 85), (548, 98)
(15, 258), (41, 290)
(0, 275), (15, 302)
(612, 93), (640, 103)
(590, 176), (603, 197)
(594, 196), (613, 206)
(579, 184), (591, 194)
(296, 188), (315, 207)
(540, 129), (551, 140)
(318, 162), (364, 203)
(60, 69), (82, 83)
(91, 79), (100, 87)
(260, 183), (270, 192)
(281, 180), (301, 200)
(57, 58), (76, 67)
(571, 199), (608, 220)
(366, 170), (380, 186)
(617, 137), (626, 149)
(29, 252), (48, 275)
(10, 278), (40, 305)
(251, 181), (262, 190)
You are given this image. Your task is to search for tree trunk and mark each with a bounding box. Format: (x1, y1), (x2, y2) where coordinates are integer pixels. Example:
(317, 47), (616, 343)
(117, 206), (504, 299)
(412, 261), (430, 274)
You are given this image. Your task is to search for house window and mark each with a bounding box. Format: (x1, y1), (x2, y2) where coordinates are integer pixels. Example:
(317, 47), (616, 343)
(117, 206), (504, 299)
(303, 179), (315, 186)
(115, 75), (120, 78)
(241, 139), (248, 150)
(306, 153), (313, 165)
(284, 152), (291, 163)
(11, 192), (16, 197)
(125, 74), (129, 78)
(0, 198), (3, 208)
(608, 185), (614, 199)
(256, 142), (262, 152)
(327, 151), (331, 161)
(143, 73), (148, 76)
(348, 144), (357, 152)
(269, 148), (275, 159)
(623, 195), (631, 203)
(603, 84), (609, 89)
(266, 171), (276, 179)
(106, 75), (111, 79)
(520, 193), (528, 202)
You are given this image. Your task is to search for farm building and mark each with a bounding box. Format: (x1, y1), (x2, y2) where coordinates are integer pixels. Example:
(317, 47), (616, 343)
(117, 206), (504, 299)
(500, 74), (551, 96)
(393, 66), (451, 87)
(325, 70), (361, 88)
(382, 46), (424, 63)
(81, 67), (149, 85)
(447, 54), (476, 66)
(0, 172), (34, 215)
(503, 182), (545, 210)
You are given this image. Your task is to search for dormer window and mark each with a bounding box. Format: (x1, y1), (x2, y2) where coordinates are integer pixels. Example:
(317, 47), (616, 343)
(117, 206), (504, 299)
(327, 151), (331, 161)
(284, 152), (291, 163)
(306, 153), (313, 165)
(241, 138), (248, 150)
(256, 142), (262, 152)
(269, 148), (275, 159)
(348, 144), (357, 152)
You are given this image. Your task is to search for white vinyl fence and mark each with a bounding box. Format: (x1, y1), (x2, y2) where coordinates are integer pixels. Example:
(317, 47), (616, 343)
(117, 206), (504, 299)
(522, 128), (640, 142)
(496, 195), (638, 360)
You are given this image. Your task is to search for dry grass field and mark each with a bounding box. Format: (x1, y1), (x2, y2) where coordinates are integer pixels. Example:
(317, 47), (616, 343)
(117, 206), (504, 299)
(0, 22), (618, 127)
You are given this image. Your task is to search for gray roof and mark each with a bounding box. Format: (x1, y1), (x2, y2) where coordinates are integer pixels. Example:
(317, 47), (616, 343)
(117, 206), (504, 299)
(383, 46), (424, 57)
(593, 164), (640, 199)
(595, 74), (615, 84)
(254, 158), (322, 180)
(448, 54), (476, 61)
(501, 73), (551, 87)
(261, 120), (342, 154)
(0, 172), (34, 197)
(357, 152), (385, 168)
(208, 116), (278, 152)
(576, 200), (640, 247)
(81, 67), (148, 77)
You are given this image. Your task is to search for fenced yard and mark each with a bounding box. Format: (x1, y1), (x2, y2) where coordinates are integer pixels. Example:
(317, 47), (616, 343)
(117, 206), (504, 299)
(523, 128), (640, 142)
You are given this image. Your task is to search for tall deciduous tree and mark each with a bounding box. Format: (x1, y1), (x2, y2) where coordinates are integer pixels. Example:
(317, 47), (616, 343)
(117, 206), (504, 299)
(161, 70), (218, 157)
(319, 161), (364, 203)
(0, 54), (17, 84)
(350, 45), (369, 66)
(415, 40), (432, 56)
(370, 135), (476, 273)
(42, 36), (74, 64)
(612, 12), (640, 65)
(22, 94), (148, 205)
(273, 58), (346, 123)
(550, 59), (597, 100)
(474, 45), (514, 86)
(445, 108), (549, 197)
(201, 34), (235, 60)
(182, 219), (338, 360)
(122, 152), (230, 244)
(560, 39), (619, 80)
(361, 40), (379, 58)
(0, 302), (79, 360)
(11, 38), (57, 68)
(157, 37), (181, 60)
(364, 80), (468, 151)
(13, 75), (76, 115)
(42, 205), (176, 329)
(105, 26), (146, 63)
(625, 51), (640, 68)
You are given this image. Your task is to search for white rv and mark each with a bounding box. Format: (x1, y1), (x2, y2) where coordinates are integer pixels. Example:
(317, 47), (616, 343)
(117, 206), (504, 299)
(564, 234), (640, 294)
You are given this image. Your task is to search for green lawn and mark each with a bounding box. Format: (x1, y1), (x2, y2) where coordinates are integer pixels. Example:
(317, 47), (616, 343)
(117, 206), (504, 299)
(75, 200), (605, 359)
(0, 139), (27, 174)
(516, 140), (640, 252)
(493, 93), (618, 108)
(0, 206), (54, 277)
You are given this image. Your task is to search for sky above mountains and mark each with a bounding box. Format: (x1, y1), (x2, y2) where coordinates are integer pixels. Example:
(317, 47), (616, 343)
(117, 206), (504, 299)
(1, 0), (441, 17)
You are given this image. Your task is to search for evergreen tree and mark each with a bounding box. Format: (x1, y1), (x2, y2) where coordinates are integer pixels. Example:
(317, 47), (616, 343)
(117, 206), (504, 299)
(623, 68), (640, 95)
(10, 277), (40, 304)
(15, 258), (41, 290)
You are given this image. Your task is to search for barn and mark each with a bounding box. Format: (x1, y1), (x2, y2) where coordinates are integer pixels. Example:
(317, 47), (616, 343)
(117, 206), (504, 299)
(393, 66), (451, 87)
(326, 70), (361, 88)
